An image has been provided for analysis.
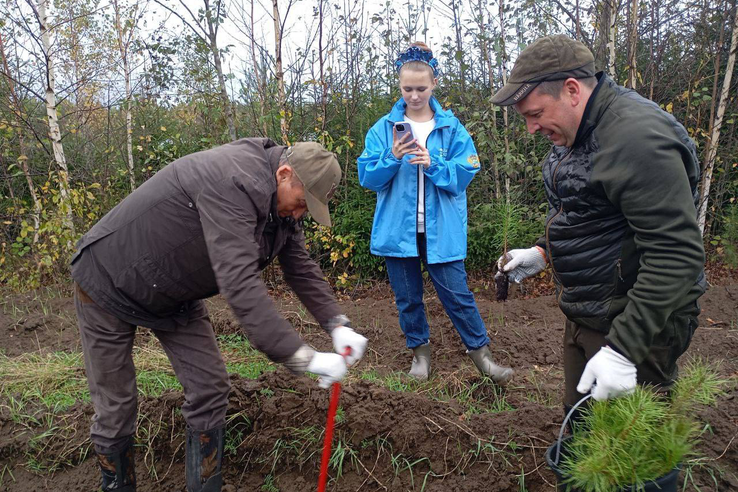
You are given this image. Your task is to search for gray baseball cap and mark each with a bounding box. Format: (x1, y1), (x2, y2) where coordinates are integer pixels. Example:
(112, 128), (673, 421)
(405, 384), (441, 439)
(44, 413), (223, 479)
(491, 35), (595, 106)
(284, 142), (341, 227)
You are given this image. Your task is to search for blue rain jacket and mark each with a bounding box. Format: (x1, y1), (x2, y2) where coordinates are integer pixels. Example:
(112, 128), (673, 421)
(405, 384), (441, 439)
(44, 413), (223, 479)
(357, 97), (480, 264)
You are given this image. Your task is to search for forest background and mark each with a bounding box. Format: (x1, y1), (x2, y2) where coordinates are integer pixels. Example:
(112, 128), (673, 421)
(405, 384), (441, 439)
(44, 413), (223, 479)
(1, 0), (736, 290)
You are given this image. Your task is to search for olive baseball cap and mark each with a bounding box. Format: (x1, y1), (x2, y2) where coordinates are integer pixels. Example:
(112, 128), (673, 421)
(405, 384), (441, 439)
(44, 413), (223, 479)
(491, 35), (595, 106)
(284, 142), (341, 227)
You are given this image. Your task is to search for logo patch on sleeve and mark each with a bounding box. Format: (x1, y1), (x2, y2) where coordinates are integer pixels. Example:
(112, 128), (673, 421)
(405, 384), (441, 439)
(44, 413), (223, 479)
(467, 154), (480, 168)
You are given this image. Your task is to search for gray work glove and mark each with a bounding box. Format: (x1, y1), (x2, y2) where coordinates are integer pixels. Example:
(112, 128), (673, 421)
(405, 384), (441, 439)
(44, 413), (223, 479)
(496, 246), (547, 283)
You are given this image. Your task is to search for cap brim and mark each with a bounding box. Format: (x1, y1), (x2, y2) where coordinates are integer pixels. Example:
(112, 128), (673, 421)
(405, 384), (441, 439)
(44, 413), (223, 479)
(305, 190), (331, 226)
(491, 81), (541, 106)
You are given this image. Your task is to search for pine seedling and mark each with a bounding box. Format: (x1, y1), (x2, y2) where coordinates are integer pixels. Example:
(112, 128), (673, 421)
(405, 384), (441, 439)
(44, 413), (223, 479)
(560, 362), (728, 492)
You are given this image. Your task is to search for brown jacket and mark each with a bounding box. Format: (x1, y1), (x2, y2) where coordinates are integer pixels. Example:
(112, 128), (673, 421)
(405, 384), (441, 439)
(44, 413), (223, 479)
(71, 138), (342, 362)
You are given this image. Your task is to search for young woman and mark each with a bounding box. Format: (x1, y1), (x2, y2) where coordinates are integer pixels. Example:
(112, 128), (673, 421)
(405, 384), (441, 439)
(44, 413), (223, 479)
(357, 42), (513, 382)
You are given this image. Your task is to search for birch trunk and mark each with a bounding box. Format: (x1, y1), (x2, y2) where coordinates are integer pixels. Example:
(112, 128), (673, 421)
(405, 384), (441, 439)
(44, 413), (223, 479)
(38, 0), (74, 234)
(698, 6), (738, 234)
(112, 0), (136, 191)
(607, 0), (618, 79)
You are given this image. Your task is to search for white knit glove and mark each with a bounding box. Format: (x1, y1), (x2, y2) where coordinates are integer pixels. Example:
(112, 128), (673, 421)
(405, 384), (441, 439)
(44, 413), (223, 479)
(307, 352), (348, 389)
(577, 346), (637, 401)
(331, 326), (367, 366)
(497, 246), (547, 283)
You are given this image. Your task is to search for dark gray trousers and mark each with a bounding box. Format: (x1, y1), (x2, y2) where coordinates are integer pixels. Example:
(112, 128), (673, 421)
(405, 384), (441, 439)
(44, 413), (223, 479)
(563, 317), (695, 408)
(75, 284), (231, 454)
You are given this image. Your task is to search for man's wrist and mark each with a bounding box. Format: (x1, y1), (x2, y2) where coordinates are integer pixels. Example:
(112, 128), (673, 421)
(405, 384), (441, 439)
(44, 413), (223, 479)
(326, 314), (351, 333)
(283, 345), (316, 374)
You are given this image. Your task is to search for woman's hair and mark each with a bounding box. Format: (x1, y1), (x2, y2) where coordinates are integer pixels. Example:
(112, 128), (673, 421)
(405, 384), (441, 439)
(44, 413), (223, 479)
(397, 41), (438, 79)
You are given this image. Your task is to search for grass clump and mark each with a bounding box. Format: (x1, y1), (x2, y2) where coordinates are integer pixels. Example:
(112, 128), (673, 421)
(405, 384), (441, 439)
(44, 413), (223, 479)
(218, 334), (275, 379)
(560, 361), (729, 492)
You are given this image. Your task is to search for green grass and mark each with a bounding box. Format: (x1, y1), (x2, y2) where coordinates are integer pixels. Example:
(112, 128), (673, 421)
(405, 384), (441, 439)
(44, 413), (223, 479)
(0, 352), (90, 414)
(261, 473), (280, 491)
(219, 333), (276, 379)
(0, 334), (276, 420)
(358, 368), (513, 416)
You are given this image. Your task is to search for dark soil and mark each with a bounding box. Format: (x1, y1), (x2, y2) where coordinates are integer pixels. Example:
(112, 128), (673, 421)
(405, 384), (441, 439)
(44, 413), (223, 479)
(0, 276), (736, 491)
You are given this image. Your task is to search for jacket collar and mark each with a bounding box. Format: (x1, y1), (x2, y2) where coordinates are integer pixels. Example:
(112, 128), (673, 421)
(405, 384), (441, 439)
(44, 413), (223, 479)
(572, 72), (618, 148)
(387, 96), (454, 129)
(267, 144), (287, 174)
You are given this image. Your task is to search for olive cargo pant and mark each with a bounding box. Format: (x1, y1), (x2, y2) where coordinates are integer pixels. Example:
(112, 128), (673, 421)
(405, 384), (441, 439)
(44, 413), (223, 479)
(75, 283), (231, 453)
(563, 311), (698, 408)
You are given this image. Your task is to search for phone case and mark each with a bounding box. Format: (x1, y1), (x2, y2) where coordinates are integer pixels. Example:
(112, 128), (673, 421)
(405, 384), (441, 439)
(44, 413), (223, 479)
(394, 122), (418, 149)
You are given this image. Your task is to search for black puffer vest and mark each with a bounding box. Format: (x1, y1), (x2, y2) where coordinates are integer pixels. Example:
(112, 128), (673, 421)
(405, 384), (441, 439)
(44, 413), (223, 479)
(539, 74), (702, 332)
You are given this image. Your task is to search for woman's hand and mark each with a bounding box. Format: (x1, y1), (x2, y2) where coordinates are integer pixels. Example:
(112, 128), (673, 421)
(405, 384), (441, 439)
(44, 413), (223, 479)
(392, 127), (418, 159)
(408, 143), (431, 169)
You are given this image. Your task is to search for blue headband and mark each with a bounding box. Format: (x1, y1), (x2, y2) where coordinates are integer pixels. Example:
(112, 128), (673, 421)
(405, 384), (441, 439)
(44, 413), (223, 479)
(395, 46), (439, 77)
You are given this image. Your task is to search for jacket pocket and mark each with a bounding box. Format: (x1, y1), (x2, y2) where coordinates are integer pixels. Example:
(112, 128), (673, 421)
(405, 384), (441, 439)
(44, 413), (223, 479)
(116, 255), (190, 314)
(648, 306), (699, 381)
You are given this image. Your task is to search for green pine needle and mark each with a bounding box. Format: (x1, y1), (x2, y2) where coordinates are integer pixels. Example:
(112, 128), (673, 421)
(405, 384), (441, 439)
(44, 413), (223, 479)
(559, 361), (729, 492)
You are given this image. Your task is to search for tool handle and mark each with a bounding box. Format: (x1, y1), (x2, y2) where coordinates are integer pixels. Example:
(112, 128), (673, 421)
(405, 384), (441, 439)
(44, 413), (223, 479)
(317, 347), (352, 492)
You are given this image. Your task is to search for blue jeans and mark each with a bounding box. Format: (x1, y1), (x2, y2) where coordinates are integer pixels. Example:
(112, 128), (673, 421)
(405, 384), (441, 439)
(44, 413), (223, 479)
(385, 235), (490, 351)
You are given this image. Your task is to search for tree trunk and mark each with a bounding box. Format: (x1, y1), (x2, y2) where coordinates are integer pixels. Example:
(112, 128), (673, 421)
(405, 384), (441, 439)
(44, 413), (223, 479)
(318, 0), (327, 132)
(698, 5), (737, 234)
(205, 0), (237, 141)
(627, 0), (638, 89)
(499, 0), (511, 198)
(703, 0), (728, 175)
(38, 0), (75, 234)
(249, 0), (268, 135)
(648, 0), (655, 99)
(0, 31), (41, 242)
(607, 0), (618, 79)
(272, 0), (289, 143)
(475, 0), (501, 199)
(112, 0), (136, 191)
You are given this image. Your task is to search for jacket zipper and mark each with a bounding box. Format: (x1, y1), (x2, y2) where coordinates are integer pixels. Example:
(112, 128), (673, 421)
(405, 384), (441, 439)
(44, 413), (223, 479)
(415, 124), (436, 257)
(545, 148), (574, 303)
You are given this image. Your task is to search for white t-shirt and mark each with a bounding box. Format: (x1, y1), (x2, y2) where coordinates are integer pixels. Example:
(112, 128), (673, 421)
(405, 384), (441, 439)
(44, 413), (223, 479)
(404, 116), (435, 234)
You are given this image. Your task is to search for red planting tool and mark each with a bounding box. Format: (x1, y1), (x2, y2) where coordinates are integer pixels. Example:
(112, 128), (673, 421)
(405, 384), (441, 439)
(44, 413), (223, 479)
(317, 347), (352, 492)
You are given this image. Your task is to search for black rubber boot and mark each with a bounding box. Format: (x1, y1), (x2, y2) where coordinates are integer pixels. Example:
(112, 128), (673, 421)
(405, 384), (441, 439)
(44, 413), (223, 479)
(97, 438), (136, 492)
(186, 426), (224, 492)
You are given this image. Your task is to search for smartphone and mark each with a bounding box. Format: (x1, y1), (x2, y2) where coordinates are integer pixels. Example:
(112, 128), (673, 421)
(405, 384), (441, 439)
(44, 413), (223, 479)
(394, 122), (418, 149)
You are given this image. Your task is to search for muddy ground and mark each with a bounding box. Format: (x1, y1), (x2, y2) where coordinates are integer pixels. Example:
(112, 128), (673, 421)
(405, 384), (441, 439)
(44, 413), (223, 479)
(0, 273), (736, 492)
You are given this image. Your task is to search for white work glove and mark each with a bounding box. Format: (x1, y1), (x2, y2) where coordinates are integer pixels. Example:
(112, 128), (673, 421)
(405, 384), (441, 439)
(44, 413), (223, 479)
(331, 326), (368, 366)
(496, 246), (547, 283)
(307, 352), (348, 389)
(577, 346), (637, 401)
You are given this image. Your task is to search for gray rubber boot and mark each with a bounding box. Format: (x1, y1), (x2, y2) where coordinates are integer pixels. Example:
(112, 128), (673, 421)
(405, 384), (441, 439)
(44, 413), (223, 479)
(467, 345), (513, 384)
(408, 343), (431, 380)
(186, 426), (224, 492)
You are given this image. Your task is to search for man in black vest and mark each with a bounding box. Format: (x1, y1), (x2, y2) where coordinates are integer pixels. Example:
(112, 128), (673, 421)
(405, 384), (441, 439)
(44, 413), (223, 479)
(491, 36), (705, 416)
